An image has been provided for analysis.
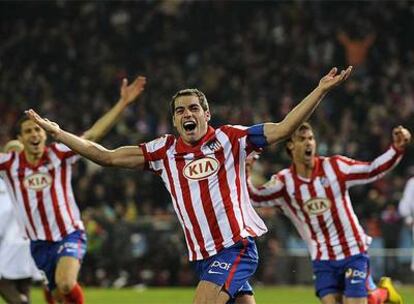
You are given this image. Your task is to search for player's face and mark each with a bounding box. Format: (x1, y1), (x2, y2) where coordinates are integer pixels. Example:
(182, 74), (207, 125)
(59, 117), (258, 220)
(290, 129), (316, 167)
(172, 95), (210, 145)
(18, 120), (47, 157)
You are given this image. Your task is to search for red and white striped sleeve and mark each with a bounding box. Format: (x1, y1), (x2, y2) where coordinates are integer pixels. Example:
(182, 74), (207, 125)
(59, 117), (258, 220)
(334, 144), (404, 187)
(138, 134), (175, 174)
(0, 152), (14, 171)
(49, 143), (80, 164)
(247, 174), (285, 207)
(220, 125), (262, 156)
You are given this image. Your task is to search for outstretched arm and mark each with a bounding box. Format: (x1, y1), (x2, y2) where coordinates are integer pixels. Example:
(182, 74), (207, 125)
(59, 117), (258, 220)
(82, 76), (146, 142)
(336, 126), (411, 187)
(263, 66), (352, 145)
(25, 110), (145, 169)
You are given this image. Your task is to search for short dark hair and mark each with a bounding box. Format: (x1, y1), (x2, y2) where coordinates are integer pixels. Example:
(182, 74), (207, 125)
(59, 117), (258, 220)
(15, 115), (32, 137)
(170, 88), (209, 115)
(285, 122), (314, 157)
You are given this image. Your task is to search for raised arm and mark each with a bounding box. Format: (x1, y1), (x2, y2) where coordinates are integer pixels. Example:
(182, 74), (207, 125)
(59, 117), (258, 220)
(246, 157), (285, 207)
(336, 126), (411, 187)
(26, 109), (145, 169)
(82, 76), (146, 142)
(263, 66), (352, 145)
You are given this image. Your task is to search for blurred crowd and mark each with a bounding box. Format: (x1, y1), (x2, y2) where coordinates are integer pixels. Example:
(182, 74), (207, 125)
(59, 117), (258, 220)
(1, 1), (414, 287)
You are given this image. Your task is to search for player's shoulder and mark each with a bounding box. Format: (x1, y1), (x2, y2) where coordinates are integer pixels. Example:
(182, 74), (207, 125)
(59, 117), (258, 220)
(144, 134), (176, 149)
(218, 124), (249, 137)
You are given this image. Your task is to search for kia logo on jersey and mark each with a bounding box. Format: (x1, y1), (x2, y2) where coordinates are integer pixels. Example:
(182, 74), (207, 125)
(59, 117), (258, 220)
(23, 173), (52, 191)
(303, 197), (331, 215)
(183, 157), (219, 181)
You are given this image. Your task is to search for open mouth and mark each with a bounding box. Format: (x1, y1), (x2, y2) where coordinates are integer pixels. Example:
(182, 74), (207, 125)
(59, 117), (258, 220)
(30, 140), (41, 148)
(183, 121), (196, 132)
(304, 148), (313, 157)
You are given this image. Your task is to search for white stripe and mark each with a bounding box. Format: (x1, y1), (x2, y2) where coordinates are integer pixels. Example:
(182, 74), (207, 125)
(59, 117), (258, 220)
(8, 157), (36, 239)
(168, 151), (202, 260)
(313, 177), (341, 259)
(299, 184), (329, 260)
(238, 137), (267, 236)
(284, 172), (317, 259)
(324, 160), (363, 257)
(215, 130), (244, 242)
(48, 151), (72, 239)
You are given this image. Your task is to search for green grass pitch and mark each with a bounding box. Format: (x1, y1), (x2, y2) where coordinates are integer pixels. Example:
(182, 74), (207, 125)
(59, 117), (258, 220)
(14, 286), (413, 303)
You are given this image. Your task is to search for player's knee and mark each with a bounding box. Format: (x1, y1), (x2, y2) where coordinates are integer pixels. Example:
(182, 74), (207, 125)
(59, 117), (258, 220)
(56, 278), (76, 295)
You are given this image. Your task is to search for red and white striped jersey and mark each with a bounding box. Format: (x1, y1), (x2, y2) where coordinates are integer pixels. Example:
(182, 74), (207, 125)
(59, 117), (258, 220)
(0, 143), (83, 242)
(140, 125), (268, 261)
(248, 145), (404, 261)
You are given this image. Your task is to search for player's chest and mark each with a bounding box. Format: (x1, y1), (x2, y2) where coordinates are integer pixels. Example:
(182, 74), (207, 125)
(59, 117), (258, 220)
(11, 161), (58, 191)
(169, 139), (232, 182)
(288, 175), (342, 216)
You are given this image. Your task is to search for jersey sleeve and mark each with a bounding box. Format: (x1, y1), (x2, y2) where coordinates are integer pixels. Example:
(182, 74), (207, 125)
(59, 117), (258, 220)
(398, 177), (414, 224)
(220, 125), (265, 157)
(138, 135), (174, 174)
(334, 145), (404, 188)
(0, 152), (14, 171)
(247, 174), (285, 207)
(50, 143), (80, 164)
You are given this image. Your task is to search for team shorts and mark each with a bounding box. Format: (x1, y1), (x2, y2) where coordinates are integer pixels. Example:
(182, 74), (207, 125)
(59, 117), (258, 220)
(312, 253), (370, 298)
(192, 237), (258, 302)
(30, 230), (87, 290)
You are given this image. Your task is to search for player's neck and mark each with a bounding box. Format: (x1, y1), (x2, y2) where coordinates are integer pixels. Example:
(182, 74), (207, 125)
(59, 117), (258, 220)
(24, 150), (43, 166)
(294, 160), (314, 179)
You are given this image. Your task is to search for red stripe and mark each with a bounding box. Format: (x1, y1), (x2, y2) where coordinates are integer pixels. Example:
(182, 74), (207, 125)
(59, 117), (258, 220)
(50, 143), (76, 160)
(215, 148), (240, 242)
(36, 186), (52, 240)
(331, 159), (364, 252)
(17, 156), (38, 238)
(322, 161), (351, 257)
(163, 158), (197, 260)
(292, 173), (322, 259)
(308, 180), (335, 260)
(224, 239), (248, 290)
(61, 161), (77, 230)
(175, 158), (209, 259)
(49, 168), (67, 237)
(346, 153), (401, 181)
(226, 132), (246, 235)
(198, 178), (224, 253)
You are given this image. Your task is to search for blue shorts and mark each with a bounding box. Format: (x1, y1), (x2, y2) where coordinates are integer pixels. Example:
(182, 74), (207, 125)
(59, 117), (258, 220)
(30, 230), (87, 290)
(312, 253), (369, 298)
(192, 237), (258, 302)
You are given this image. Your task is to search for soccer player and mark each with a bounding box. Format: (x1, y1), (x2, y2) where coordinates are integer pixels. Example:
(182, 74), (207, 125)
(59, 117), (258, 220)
(246, 122), (410, 304)
(0, 75), (146, 304)
(398, 176), (414, 272)
(26, 66), (352, 304)
(0, 140), (42, 304)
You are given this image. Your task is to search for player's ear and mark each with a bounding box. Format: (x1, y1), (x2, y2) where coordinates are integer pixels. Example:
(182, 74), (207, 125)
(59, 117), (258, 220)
(205, 110), (211, 122)
(286, 141), (294, 153)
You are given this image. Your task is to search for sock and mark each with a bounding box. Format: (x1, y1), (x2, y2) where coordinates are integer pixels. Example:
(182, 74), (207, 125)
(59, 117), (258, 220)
(368, 288), (388, 304)
(63, 283), (84, 304)
(43, 287), (55, 304)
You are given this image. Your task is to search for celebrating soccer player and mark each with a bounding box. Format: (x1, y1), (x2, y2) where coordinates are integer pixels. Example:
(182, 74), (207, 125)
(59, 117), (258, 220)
(247, 122), (410, 304)
(26, 66), (351, 304)
(0, 76), (146, 304)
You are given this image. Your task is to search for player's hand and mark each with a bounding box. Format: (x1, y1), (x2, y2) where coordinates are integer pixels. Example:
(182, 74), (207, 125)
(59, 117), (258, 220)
(318, 66), (353, 92)
(25, 109), (61, 138)
(119, 76), (147, 106)
(392, 125), (411, 150)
